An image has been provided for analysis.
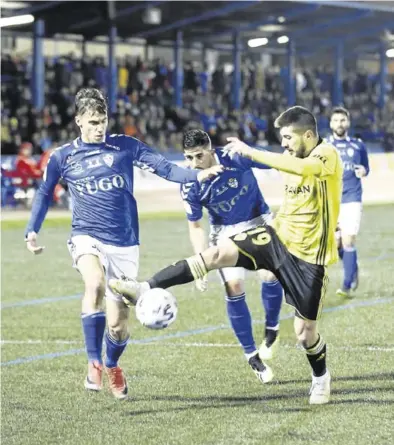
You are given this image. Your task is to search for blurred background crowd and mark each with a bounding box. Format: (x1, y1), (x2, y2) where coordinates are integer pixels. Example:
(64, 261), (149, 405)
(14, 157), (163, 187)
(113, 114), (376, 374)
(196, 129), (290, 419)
(1, 51), (394, 209)
(2, 53), (394, 159)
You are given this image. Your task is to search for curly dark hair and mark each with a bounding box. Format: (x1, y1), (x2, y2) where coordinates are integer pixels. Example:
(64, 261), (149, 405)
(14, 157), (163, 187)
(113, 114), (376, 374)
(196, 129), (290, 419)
(183, 129), (211, 151)
(75, 88), (107, 116)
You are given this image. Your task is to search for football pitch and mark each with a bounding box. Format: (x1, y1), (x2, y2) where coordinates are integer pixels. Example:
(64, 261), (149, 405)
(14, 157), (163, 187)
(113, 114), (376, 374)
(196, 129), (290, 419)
(1, 205), (394, 445)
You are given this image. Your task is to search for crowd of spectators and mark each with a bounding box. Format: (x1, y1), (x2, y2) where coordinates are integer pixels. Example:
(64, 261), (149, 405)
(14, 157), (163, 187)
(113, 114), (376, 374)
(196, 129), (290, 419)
(1, 52), (394, 160)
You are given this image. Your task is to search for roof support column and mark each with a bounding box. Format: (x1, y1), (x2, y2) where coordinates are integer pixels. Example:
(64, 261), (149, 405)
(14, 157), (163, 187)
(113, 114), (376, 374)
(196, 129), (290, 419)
(108, 26), (118, 116)
(174, 30), (183, 108)
(32, 19), (45, 111)
(232, 30), (241, 110)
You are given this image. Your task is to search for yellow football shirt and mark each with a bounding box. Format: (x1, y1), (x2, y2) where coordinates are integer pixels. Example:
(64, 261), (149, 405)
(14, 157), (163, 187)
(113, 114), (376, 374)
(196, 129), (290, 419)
(272, 141), (343, 266)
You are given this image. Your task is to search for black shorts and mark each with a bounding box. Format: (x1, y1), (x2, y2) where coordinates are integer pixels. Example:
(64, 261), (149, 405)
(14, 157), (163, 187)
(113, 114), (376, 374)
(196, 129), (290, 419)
(229, 224), (328, 320)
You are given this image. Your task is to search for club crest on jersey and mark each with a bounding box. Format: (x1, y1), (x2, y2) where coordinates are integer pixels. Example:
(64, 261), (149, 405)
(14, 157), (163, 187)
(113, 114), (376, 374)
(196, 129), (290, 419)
(228, 178), (238, 188)
(103, 154), (114, 167)
(347, 148), (354, 157)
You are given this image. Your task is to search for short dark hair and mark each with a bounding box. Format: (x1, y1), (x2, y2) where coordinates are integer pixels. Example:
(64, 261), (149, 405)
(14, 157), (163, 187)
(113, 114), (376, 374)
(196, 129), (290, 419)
(274, 106), (317, 136)
(183, 129), (211, 150)
(330, 107), (350, 120)
(75, 88), (107, 116)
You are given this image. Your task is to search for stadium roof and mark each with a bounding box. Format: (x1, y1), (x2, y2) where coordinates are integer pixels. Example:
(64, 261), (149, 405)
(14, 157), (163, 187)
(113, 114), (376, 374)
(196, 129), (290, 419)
(1, 0), (394, 57)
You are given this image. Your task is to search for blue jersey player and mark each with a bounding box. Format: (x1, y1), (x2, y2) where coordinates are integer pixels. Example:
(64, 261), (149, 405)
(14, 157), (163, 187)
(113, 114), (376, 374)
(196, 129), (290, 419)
(25, 89), (221, 399)
(180, 130), (283, 384)
(328, 107), (370, 297)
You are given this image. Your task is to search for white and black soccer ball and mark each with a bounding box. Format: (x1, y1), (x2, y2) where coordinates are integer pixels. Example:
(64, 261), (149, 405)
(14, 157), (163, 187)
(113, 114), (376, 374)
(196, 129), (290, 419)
(135, 288), (178, 330)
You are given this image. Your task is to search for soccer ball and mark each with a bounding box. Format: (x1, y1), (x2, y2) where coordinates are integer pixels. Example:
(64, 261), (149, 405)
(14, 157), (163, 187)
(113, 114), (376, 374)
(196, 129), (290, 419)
(135, 288), (178, 330)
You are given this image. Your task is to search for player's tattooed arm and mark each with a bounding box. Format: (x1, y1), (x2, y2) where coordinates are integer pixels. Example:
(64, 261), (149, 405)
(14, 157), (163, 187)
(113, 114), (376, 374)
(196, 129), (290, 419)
(224, 137), (331, 177)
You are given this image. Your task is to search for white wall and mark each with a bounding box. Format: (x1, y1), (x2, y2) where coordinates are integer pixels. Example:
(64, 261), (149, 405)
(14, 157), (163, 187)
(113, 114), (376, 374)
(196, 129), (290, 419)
(11, 36), (150, 60)
(8, 35), (218, 66)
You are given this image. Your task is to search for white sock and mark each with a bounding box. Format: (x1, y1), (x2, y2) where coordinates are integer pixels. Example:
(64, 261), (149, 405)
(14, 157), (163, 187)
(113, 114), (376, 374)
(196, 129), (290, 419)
(245, 350), (258, 361)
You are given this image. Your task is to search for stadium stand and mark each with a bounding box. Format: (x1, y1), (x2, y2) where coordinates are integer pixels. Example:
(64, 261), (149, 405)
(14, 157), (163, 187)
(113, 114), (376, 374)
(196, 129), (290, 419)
(1, 1), (393, 209)
(1, 53), (394, 157)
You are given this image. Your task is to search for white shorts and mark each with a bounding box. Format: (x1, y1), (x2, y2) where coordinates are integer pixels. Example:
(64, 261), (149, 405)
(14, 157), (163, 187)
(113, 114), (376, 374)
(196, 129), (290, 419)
(337, 202), (362, 236)
(209, 214), (273, 283)
(67, 235), (139, 302)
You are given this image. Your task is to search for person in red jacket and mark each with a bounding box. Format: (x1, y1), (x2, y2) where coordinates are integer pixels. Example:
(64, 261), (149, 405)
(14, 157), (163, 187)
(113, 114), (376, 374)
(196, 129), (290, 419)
(14, 142), (42, 188)
(38, 146), (67, 204)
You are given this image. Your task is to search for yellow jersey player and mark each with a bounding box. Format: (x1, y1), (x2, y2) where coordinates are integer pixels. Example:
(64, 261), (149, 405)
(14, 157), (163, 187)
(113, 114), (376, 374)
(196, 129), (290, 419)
(110, 106), (343, 405)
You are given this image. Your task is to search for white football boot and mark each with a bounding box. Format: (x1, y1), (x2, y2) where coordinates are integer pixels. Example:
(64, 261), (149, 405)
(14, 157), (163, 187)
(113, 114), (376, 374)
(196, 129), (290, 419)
(248, 353), (274, 384)
(309, 370), (331, 405)
(259, 328), (280, 361)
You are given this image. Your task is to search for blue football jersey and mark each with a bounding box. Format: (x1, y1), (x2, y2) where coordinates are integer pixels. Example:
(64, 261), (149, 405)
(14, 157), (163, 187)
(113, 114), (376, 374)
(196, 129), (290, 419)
(180, 149), (270, 226)
(26, 134), (199, 246)
(327, 135), (370, 203)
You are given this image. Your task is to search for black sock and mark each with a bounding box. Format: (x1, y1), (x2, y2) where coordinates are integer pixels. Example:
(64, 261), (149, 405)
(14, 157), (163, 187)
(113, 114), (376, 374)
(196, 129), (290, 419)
(305, 335), (327, 377)
(265, 328), (278, 348)
(148, 255), (207, 289)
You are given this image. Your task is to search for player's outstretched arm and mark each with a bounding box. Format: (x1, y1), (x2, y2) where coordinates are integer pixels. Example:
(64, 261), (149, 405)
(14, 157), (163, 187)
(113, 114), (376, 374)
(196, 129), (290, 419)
(133, 138), (223, 183)
(224, 137), (326, 177)
(25, 152), (61, 255)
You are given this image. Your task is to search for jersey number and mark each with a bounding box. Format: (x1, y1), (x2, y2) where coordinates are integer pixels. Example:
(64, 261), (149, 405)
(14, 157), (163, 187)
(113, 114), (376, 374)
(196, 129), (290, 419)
(246, 226), (272, 246)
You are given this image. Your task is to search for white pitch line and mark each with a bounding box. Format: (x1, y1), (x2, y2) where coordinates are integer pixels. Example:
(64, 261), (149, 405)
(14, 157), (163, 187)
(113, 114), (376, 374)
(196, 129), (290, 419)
(0, 340), (83, 345)
(1, 340), (393, 353)
(157, 343), (394, 352)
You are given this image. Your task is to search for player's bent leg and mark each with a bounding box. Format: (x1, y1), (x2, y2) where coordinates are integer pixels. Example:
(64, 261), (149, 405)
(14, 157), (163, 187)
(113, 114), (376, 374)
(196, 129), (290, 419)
(109, 239), (240, 305)
(104, 298), (129, 400)
(222, 278), (273, 384)
(76, 254), (106, 391)
(294, 316), (330, 405)
(257, 270), (282, 361)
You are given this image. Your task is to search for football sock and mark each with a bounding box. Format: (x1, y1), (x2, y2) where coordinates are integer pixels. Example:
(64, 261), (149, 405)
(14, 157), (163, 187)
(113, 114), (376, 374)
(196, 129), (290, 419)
(148, 255), (207, 289)
(81, 311), (106, 364)
(105, 332), (129, 368)
(305, 335), (327, 377)
(264, 327), (279, 348)
(226, 293), (256, 355)
(261, 280), (283, 329)
(343, 247), (358, 290)
(338, 246), (344, 260)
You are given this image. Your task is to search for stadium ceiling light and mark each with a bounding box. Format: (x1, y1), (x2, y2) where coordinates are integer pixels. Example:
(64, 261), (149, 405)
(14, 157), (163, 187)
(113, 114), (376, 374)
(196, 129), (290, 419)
(248, 37), (269, 48)
(0, 14), (34, 28)
(278, 16), (286, 23)
(1, 1), (28, 9)
(386, 48), (394, 58)
(277, 35), (289, 44)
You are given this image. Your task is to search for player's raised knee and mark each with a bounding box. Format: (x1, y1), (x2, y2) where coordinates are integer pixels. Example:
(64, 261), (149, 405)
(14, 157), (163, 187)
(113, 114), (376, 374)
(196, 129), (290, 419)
(204, 240), (238, 269)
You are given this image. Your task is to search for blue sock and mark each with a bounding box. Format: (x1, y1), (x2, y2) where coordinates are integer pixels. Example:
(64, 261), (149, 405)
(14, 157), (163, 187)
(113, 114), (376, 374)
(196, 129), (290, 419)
(226, 293), (256, 355)
(105, 332), (129, 368)
(343, 247), (358, 289)
(261, 280), (283, 329)
(81, 311), (106, 364)
(338, 246), (344, 260)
